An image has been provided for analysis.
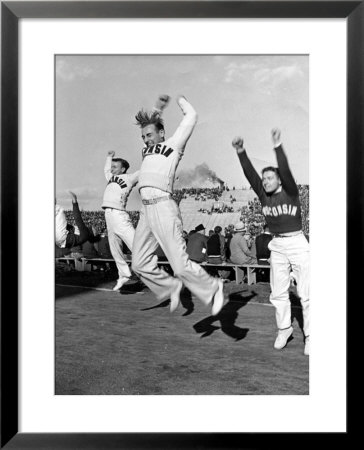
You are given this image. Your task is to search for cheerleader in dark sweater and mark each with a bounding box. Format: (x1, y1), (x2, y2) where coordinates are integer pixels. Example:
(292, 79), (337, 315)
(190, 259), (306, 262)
(232, 129), (309, 356)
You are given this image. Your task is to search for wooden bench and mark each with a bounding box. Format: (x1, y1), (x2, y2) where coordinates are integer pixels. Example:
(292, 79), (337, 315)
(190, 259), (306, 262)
(56, 256), (269, 285)
(201, 262), (270, 285)
(242, 263), (270, 285)
(55, 256), (84, 271)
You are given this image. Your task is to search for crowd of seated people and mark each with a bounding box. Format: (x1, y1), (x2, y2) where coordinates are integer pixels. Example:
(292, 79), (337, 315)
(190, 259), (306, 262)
(55, 226), (114, 259)
(60, 185), (309, 277)
(56, 219), (291, 286)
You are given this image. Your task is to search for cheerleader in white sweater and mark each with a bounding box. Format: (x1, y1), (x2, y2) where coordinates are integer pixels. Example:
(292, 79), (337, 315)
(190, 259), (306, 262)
(102, 153), (139, 291)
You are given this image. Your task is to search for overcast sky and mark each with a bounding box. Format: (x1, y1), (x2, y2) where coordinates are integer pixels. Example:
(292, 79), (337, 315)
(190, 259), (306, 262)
(56, 54), (308, 210)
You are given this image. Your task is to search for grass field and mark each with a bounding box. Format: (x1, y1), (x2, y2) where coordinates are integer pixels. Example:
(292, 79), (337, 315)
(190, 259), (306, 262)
(55, 270), (309, 395)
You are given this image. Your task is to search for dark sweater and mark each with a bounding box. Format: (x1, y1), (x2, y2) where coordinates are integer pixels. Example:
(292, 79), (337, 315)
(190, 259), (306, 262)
(255, 233), (273, 260)
(207, 234), (221, 256)
(186, 232), (208, 262)
(238, 145), (302, 234)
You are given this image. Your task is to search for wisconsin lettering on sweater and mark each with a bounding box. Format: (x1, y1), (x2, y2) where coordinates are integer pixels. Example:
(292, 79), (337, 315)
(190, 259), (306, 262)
(107, 176), (127, 189)
(142, 144), (174, 158)
(238, 145), (302, 234)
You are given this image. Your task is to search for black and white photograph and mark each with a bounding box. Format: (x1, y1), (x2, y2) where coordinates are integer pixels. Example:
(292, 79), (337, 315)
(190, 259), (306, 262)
(2, 1), (354, 444)
(55, 54), (310, 395)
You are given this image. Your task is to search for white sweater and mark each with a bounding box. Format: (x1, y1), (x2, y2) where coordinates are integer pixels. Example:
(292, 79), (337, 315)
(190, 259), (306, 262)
(138, 97), (197, 194)
(55, 204), (68, 248)
(102, 156), (139, 210)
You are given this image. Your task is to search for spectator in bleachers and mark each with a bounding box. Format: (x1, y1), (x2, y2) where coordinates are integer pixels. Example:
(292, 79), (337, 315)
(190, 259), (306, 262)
(206, 226), (230, 281)
(224, 225), (234, 261)
(68, 226), (84, 259)
(229, 221), (257, 265)
(206, 226), (225, 261)
(55, 191), (93, 256)
(255, 224), (273, 265)
(81, 226), (101, 259)
(207, 231), (223, 264)
(97, 230), (113, 259)
(186, 224), (208, 263)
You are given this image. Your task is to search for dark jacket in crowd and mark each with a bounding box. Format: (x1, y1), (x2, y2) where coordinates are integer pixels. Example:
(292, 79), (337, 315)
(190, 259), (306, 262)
(81, 240), (99, 258)
(207, 234), (220, 256)
(255, 232), (273, 262)
(186, 232), (208, 263)
(97, 236), (113, 258)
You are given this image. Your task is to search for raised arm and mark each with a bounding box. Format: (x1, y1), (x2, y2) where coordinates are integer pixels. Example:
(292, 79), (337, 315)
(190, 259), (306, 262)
(170, 96), (198, 150)
(104, 151), (115, 181)
(232, 137), (264, 197)
(271, 128), (298, 196)
(152, 94), (170, 116)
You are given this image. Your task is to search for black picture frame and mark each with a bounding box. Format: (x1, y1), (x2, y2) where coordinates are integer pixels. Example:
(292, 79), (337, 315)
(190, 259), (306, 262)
(1, 1), (360, 448)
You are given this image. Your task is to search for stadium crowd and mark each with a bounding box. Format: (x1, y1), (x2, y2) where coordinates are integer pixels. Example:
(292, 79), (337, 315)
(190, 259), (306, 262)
(61, 185), (309, 267)
(64, 185), (309, 238)
(64, 209), (140, 235)
(172, 187), (223, 204)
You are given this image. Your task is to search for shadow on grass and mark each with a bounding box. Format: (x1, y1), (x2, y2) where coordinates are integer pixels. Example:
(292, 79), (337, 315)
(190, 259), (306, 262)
(140, 299), (170, 311)
(140, 287), (195, 313)
(118, 281), (147, 295)
(55, 285), (93, 300)
(55, 270), (146, 300)
(181, 289), (194, 316)
(193, 290), (257, 340)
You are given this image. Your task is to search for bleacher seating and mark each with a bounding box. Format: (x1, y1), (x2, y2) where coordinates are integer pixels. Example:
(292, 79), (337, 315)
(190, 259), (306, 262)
(55, 256), (269, 285)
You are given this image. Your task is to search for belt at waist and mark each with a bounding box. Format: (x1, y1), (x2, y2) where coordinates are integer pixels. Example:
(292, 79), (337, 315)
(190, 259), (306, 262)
(142, 196), (171, 205)
(104, 207), (126, 212)
(272, 231), (303, 238)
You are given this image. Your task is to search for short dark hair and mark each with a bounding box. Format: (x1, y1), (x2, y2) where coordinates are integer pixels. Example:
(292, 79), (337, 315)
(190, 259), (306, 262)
(214, 226), (222, 234)
(262, 166), (280, 177)
(135, 109), (165, 132)
(112, 158), (130, 172)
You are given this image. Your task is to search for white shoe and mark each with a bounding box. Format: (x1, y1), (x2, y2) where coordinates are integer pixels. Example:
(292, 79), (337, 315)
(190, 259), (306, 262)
(304, 336), (310, 356)
(274, 326), (293, 350)
(170, 280), (183, 313)
(112, 277), (129, 291)
(211, 279), (224, 316)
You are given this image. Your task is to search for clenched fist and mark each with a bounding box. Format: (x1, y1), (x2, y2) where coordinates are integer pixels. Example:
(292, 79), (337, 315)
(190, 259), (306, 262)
(271, 128), (281, 146)
(154, 94), (170, 112)
(232, 136), (245, 154)
(68, 191), (77, 203)
(108, 150), (115, 157)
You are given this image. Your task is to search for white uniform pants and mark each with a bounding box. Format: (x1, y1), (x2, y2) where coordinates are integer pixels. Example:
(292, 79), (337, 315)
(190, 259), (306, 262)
(132, 199), (219, 302)
(268, 233), (310, 336)
(105, 209), (134, 280)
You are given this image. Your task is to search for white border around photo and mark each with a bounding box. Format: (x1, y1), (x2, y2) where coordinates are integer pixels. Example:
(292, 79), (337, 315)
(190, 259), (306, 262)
(19, 18), (346, 433)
